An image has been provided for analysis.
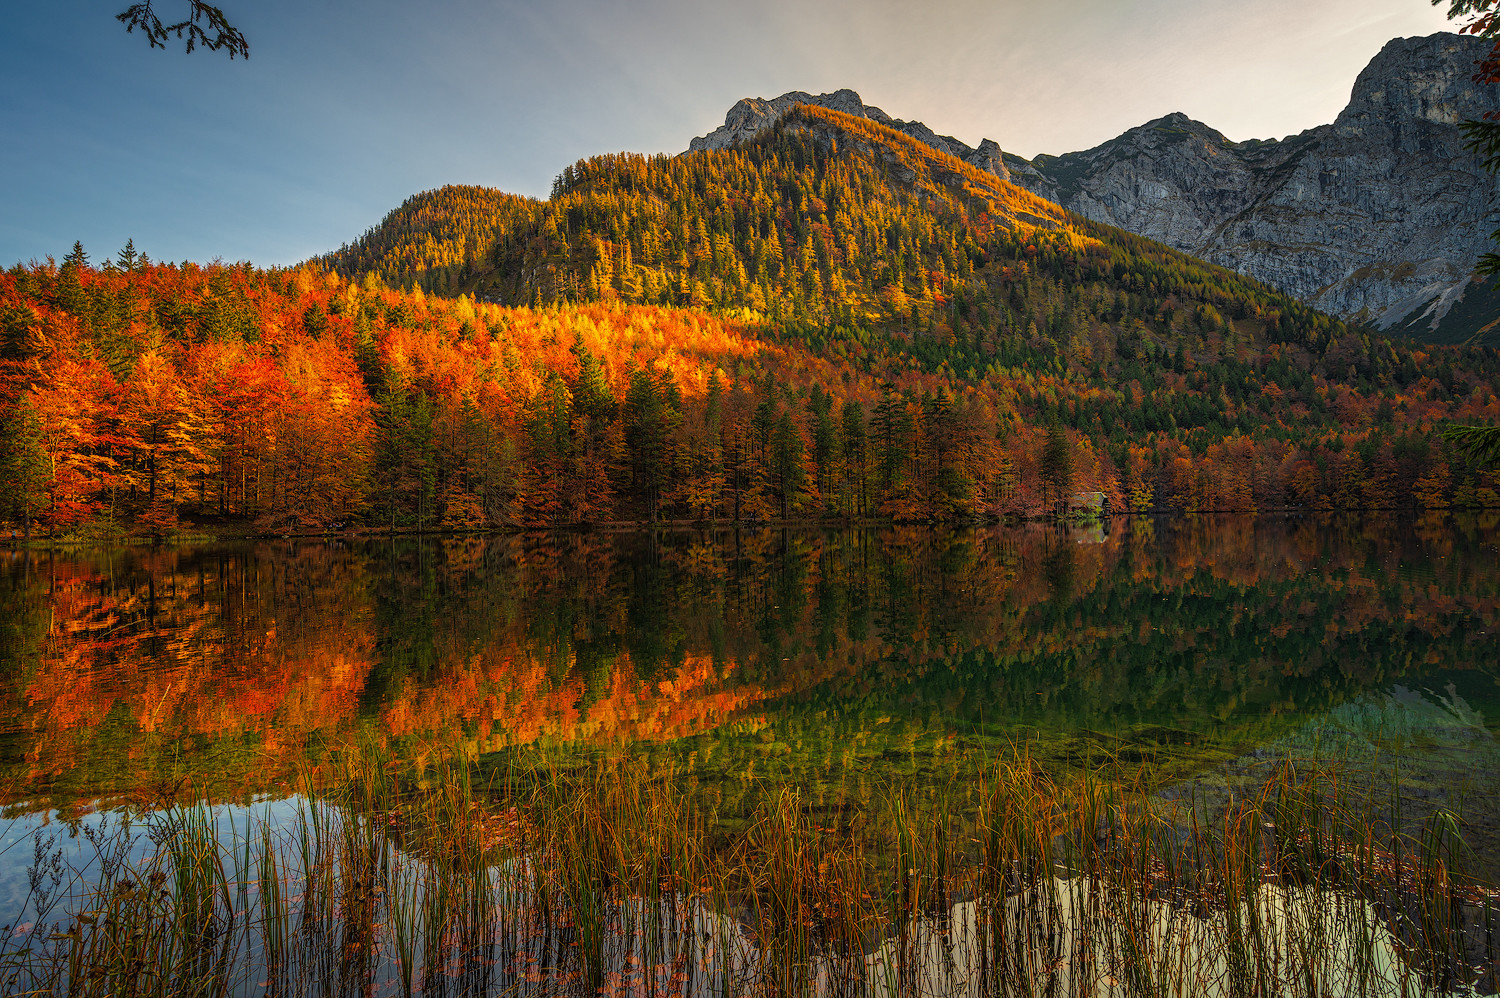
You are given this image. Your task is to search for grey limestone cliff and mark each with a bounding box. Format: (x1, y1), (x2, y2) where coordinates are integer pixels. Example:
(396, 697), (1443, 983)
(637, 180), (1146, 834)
(1012, 34), (1500, 337)
(689, 89), (1014, 181)
(688, 34), (1500, 339)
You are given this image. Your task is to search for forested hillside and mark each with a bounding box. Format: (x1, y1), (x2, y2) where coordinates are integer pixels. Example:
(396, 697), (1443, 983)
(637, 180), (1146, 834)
(2, 106), (1498, 535)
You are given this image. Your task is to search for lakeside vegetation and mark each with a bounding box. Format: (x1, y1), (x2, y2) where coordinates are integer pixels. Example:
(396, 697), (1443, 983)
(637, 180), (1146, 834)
(1, 743), (1495, 998)
(8, 10), (1500, 998)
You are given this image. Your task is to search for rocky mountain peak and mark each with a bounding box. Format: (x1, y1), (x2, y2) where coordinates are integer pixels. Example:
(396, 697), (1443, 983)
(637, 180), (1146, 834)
(689, 89), (889, 152)
(1344, 33), (1491, 128)
(1145, 112), (1230, 140)
(688, 88), (1015, 179)
(1149, 111), (1200, 128)
(686, 33), (1498, 341)
(1018, 33), (1499, 337)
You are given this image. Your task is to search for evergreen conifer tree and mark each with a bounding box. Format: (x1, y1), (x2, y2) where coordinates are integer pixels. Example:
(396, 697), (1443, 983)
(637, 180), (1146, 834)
(0, 396), (51, 540)
(116, 239), (139, 273)
(770, 411), (806, 519)
(1041, 422), (1075, 512)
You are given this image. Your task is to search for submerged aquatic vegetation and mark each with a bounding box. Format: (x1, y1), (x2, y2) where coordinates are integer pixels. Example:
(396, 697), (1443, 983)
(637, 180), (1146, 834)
(0, 744), (1495, 997)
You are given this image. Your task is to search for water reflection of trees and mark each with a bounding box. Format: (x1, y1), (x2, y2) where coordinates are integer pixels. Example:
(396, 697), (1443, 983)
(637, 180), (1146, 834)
(0, 515), (1495, 806)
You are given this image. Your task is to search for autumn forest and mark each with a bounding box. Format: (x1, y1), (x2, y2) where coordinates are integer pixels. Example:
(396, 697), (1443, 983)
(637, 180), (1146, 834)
(2, 106), (1498, 535)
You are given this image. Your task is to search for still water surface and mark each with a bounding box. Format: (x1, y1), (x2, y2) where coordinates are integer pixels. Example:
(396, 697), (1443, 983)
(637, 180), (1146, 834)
(1, 514), (1499, 993)
(0, 514), (1495, 828)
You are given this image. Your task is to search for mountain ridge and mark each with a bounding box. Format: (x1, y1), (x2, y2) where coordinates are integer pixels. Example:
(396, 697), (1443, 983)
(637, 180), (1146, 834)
(688, 32), (1500, 343)
(324, 101), (1316, 340)
(689, 88), (1014, 182)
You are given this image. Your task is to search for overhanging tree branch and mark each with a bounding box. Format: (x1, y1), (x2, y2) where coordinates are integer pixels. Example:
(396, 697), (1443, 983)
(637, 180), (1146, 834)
(116, 1), (248, 59)
(1443, 425), (1500, 466)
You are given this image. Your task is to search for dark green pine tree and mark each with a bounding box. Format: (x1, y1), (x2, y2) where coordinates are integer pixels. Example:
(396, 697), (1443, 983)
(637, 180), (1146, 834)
(0, 297), (40, 362)
(623, 368), (678, 520)
(301, 301), (329, 339)
(770, 410), (806, 519)
(840, 398), (867, 517)
(374, 373), (437, 530)
(571, 343), (615, 423)
(116, 239), (139, 273)
(872, 383), (912, 498)
(55, 244), (88, 317)
(0, 395), (51, 540)
(529, 373), (572, 460)
(808, 384), (838, 510)
(704, 370), (724, 432)
(1040, 421), (1075, 512)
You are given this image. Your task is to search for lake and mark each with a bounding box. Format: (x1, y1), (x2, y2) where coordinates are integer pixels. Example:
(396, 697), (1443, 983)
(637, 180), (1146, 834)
(2, 515), (1496, 812)
(1, 515), (1497, 996)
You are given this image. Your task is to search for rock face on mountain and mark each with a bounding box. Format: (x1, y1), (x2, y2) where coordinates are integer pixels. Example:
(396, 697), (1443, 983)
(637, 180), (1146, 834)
(1012, 34), (1500, 336)
(689, 89), (1014, 181)
(689, 34), (1500, 339)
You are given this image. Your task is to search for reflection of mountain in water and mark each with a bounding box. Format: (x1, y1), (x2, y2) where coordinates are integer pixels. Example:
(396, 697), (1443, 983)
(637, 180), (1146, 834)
(1162, 682), (1500, 882)
(1295, 683), (1497, 761)
(0, 798), (1456, 998)
(0, 516), (1495, 809)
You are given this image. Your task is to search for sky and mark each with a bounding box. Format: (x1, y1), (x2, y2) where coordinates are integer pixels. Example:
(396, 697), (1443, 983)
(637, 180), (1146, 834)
(0, 0), (1459, 269)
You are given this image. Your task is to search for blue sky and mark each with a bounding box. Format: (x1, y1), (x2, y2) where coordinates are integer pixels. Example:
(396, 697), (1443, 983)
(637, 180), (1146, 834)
(1, 0), (1456, 268)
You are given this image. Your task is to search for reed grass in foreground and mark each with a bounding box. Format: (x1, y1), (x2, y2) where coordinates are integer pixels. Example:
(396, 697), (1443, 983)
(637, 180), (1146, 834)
(0, 746), (1495, 997)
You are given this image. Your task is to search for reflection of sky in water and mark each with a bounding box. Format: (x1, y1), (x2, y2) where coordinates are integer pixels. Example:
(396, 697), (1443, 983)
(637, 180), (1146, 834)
(0, 798), (310, 934)
(0, 811), (55, 928)
(0, 792), (1464, 997)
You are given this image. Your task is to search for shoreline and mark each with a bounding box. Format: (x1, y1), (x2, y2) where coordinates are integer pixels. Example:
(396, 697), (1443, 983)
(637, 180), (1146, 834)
(0, 505), (1493, 550)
